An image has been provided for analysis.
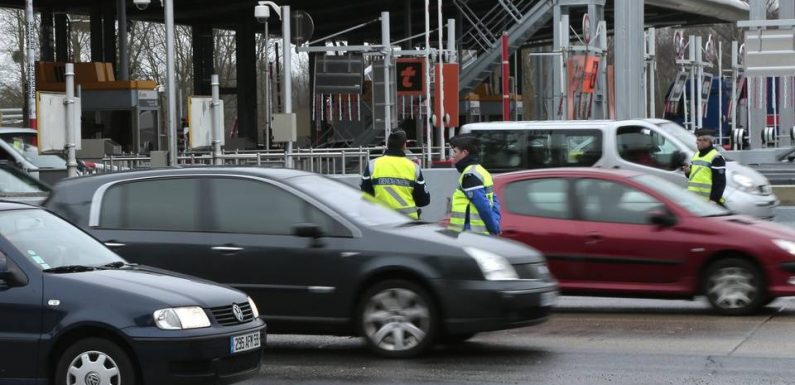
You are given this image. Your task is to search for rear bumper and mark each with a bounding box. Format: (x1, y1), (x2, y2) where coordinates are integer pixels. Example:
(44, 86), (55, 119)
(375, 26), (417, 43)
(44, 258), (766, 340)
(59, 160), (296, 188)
(127, 320), (266, 385)
(434, 279), (558, 335)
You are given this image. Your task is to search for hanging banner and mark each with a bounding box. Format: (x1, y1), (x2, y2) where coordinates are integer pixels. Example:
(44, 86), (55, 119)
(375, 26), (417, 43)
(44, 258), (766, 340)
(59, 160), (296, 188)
(433, 63), (459, 128)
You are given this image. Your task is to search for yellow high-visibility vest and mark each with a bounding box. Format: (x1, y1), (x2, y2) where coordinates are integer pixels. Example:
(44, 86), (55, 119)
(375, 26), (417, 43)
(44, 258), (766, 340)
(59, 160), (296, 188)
(687, 148), (725, 203)
(369, 156), (421, 219)
(448, 164), (494, 234)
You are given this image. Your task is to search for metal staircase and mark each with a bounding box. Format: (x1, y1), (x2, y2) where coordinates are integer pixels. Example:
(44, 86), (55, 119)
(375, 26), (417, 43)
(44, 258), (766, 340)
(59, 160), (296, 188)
(455, 0), (555, 95)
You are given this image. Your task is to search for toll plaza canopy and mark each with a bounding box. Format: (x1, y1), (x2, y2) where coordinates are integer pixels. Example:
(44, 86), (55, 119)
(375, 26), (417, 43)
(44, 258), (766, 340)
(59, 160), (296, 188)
(0, 0), (750, 150)
(0, 0), (749, 43)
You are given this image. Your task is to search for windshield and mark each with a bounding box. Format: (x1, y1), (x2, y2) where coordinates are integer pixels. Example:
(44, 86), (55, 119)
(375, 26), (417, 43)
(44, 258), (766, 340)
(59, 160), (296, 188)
(290, 175), (413, 227)
(656, 122), (732, 160)
(0, 166), (50, 194)
(10, 143), (67, 169)
(0, 132), (37, 150)
(657, 122), (697, 152)
(0, 209), (123, 270)
(632, 174), (731, 217)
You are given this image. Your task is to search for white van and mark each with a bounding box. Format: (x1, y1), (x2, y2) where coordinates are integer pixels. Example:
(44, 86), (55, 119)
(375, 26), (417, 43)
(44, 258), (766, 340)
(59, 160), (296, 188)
(460, 119), (778, 219)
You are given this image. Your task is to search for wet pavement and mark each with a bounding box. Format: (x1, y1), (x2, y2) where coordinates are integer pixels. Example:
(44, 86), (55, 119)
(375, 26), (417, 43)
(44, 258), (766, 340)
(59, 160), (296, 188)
(241, 297), (795, 385)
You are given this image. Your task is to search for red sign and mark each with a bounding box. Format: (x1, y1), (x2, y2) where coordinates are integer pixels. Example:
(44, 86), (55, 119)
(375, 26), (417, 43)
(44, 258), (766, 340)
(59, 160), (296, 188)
(396, 59), (425, 96)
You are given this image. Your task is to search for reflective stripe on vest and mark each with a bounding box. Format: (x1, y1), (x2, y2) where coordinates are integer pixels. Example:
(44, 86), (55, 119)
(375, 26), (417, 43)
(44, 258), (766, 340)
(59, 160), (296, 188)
(448, 164), (494, 234)
(369, 156), (421, 219)
(687, 148), (724, 203)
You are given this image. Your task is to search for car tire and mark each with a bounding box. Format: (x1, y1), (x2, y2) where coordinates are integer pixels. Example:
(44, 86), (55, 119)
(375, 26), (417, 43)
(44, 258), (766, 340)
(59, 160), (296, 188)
(357, 279), (438, 358)
(704, 258), (766, 315)
(54, 337), (135, 385)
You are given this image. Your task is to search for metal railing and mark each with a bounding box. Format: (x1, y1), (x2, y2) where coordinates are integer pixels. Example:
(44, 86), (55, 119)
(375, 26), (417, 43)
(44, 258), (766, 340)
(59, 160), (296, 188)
(89, 146), (447, 176)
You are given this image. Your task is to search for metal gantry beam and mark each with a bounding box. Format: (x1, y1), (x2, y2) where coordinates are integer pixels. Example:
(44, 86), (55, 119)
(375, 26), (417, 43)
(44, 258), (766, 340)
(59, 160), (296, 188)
(614, 0), (645, 119)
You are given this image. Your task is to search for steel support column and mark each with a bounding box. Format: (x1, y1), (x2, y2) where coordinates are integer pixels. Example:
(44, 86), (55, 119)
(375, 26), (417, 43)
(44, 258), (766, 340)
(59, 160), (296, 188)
(778, 0), (794, 146)
(748, 0), (767, 148)
(40, 11), (54, 62)
(55, 14), (68, 62)
(614, 0), (644, 119)
(192, 25), (214, 96)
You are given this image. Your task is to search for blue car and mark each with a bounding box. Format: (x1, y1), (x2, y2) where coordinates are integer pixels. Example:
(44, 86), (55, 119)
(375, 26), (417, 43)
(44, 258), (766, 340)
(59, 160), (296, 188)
(0, 202), (266, 385)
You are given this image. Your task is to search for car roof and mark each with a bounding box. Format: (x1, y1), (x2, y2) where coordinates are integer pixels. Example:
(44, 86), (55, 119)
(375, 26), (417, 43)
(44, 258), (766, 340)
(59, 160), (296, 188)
(460, 119), (673, 132)
(493, 167), (644, 182)
(54, 166), (318, 189)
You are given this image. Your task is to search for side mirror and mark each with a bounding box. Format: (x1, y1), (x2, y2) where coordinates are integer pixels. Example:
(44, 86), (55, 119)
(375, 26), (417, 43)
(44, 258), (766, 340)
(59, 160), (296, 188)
(0, 251), (24, 287)
(292, 223), (323, 239)
(671, 150), (687, 169)
(648, 209), (677, 227)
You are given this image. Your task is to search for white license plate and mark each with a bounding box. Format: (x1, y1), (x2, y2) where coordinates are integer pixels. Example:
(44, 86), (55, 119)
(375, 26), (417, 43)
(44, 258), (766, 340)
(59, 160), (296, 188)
(230, 331), (261, 354)
(540, 291), (558, 307)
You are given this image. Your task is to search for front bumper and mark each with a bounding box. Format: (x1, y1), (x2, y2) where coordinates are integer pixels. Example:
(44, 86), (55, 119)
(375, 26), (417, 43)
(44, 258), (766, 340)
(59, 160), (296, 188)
(125, 319), (266, 385)
(724, 189), (778, 220)
(434, 278), (558, 335)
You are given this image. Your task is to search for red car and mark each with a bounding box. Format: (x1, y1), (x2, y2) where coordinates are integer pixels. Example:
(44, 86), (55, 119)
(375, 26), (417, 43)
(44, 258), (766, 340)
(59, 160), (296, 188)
(493, 168), (795, 315)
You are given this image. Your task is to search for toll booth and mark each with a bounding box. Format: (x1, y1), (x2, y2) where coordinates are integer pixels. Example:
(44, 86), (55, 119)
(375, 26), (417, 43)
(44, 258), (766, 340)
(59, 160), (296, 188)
(36, 62), (160, 154)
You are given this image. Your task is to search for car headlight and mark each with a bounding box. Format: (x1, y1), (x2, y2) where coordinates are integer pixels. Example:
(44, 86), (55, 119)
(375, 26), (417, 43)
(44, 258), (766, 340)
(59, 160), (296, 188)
(730, 172), (755, 193)
(773, 239), (795, 256)
(247, 296), (260, 318)
(464, 247), (519, 280)
(153, 307), (211, 330)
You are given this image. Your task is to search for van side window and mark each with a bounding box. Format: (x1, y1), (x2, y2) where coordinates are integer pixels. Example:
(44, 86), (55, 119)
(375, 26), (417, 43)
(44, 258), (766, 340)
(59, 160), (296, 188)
(474, 129), (602, 171)
(477, 130), (524, 170)
(503, 178), (572, 219)
(99, 178), (203, 231)
(616, 126), (680, 171)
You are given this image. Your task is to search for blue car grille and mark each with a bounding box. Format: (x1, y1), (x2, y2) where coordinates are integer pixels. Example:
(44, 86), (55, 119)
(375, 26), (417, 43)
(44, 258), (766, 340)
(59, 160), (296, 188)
(209, 303), (254, 325)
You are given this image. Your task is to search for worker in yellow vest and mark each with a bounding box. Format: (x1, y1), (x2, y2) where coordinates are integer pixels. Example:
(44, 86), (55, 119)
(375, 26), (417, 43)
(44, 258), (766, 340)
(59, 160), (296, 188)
(361, 130), (430, 219)
(683, 129), (726, 206)
(447, 134), (501, 235)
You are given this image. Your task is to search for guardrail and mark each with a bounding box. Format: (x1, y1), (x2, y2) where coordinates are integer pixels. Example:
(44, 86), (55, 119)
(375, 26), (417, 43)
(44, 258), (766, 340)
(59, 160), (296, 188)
(88, 146), (446, 175)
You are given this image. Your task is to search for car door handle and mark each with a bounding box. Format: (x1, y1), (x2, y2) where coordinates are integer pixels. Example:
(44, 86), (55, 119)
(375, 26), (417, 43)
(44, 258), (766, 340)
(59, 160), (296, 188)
(585, 234), (603, 245)
(104, 242), (126, 248)
(211, 246), (244, 252)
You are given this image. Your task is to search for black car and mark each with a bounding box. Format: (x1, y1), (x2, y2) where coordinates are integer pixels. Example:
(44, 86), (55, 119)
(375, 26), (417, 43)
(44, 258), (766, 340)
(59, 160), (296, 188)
(46, 167), (558, 357)
(0, 203), (266, 385)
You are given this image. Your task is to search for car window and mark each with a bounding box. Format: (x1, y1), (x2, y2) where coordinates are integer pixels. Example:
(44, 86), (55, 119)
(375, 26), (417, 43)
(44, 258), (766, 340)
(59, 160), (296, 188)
(1, 208), (123, 270)
(476, 130), (524, 170)
(0, 166), (49, 194)
(503, 178), (572, 219)
(616, 126), (681, 171)
(632, 174), (730, 217)
(99, 178), (203, 231)
(575, 178), (664, 224)
(472, 129), (602, 171)
(290, 175), (411, 227)
(207, 177), (351, 237)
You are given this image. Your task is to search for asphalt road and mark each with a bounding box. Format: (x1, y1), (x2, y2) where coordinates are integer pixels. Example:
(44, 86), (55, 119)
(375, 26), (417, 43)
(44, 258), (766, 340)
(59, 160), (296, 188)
(239, 296), (795, 385)
(237, 209), (795, 385)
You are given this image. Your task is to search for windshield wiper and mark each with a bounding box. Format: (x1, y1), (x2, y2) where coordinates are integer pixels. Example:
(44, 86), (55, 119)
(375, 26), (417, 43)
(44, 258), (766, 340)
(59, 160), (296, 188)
(43, 265), (96, 273)
(98, 261), (138, 269)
